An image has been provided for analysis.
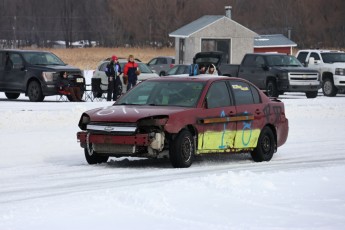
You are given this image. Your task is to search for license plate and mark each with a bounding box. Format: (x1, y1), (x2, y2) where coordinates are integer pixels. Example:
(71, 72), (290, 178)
(76, 78), (84, 83)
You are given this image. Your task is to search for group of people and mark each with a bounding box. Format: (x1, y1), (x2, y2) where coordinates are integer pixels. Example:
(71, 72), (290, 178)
(105, 54), (140, 101)
(58, 54), (141, 102)
(199, 64), (218, 75)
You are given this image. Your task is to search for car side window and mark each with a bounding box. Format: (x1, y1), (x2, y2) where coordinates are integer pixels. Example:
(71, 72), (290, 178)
(148, 58), (157, 65)
(167, 66), (178, 75)
(297, 52), (308, 64)
(177, 66), (188, 74)
(310, 52), (320, 60)
(99, 62), (108, 71)
(255, 56), (265, 67)
(206, 81), (231, 109)
(230, 81), (259, 105)
(157, 58), (167, 64)
(242, 55), (256, 67)
(10, 54), (23, 69)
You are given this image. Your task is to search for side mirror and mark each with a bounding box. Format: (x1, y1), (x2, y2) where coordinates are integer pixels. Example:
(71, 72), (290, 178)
(262, 65), (269, 71)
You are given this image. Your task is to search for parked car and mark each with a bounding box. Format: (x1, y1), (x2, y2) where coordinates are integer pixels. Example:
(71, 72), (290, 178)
(296, 49), (345, 96)
(164, 64), (190, 76)
(77, 75), (289, 168)
(92, 58), (159, 94)
(193, 51), (321, 98)
(147, 56), (175, 76)
(0, 49), (85, 102)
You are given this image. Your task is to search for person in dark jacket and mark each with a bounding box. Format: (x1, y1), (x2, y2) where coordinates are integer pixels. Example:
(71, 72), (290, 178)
(58, 72), (83, 102)
(123, 54), (140, 91)
(105, 55), (122, 101)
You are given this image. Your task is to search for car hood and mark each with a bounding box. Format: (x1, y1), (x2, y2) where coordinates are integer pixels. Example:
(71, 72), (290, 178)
(85, 105), (194, 123)
(29, 64), (81, 72)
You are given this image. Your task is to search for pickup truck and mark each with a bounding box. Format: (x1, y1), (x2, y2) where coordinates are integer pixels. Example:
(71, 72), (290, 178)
(296, 49), (345, 96)
(193, 51), (321, 98)
(0, 49), (85, 102)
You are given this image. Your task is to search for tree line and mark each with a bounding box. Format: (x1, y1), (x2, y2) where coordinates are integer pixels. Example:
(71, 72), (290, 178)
(0, 0), (344, 49)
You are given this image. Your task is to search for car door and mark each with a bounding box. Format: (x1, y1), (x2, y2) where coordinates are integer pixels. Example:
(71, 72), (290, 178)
(2, 52), (26, 91)
(228, 80), (266, 149)
(238, 54), (266, 89)
(196, 81), (237, 153)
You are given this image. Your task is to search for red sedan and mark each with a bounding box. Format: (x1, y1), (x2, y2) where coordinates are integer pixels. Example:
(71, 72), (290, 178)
(77, 76), (288, 168)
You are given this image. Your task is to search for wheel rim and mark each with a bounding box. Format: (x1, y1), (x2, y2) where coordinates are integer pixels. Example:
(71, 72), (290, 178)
(86, 132), (94, 156)
(267, 84), (274, 97)
(181, 136), (192, 162)
(323, 81), (332, 95)
(29, 83), (39, 100)
(261, 135), (271, 155)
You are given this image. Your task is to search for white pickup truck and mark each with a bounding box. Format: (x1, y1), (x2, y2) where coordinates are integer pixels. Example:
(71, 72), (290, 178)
(296, 49), (345, 96)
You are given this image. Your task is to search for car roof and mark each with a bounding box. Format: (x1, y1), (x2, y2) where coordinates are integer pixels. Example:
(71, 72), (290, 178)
(298, 49), (344, 53)
(103, 57), (142, 62)
(246, 52), (290, 56)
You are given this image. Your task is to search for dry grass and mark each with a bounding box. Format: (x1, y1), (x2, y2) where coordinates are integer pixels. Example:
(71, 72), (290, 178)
(39, 47), (175, 70)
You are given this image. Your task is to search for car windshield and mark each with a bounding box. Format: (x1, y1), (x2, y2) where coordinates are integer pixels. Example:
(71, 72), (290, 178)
(321, 53), (345, 63)
(22, 52), (66, 65)
(116, 80), (206, 107)
(266, 55), (302, 67)
(119, 62), (154, 73)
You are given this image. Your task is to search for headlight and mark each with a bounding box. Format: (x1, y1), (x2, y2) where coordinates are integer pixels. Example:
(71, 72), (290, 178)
(335, 68), (345, 76)
(78, 113), (90, 130)
(42, 72), (55, 82)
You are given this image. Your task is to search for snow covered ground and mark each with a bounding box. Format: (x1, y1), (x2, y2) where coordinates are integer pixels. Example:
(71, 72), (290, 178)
(1, 92), (345, 230)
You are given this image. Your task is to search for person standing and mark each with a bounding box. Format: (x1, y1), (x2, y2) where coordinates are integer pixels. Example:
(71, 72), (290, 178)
(123, 54), (140, 91)
(105, 55), (122, 101)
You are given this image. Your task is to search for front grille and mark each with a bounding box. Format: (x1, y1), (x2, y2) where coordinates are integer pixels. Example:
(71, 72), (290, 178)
(289, 72), (318, 81)
(87, 122), (137, 135)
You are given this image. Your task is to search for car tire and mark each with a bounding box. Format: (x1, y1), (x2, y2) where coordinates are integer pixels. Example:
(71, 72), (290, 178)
(305, 91), (318, 98)
(251, 126), (275, 162)
(5, 92), (20, 100)
(27, 81), (44, 102)
(266, 80), (279, 97)
(322, 78), (338, 97)
(84, 143), (109, 164)
(169, 129), (194, 168)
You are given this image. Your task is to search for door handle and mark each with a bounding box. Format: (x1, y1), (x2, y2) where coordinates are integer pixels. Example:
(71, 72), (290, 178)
(255, 109), (261, 115)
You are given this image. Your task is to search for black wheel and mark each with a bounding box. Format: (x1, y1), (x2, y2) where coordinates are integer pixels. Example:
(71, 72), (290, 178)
(305, 91), (318, 98)
(322, 78), (338, 97)
(27, 81), (44, 102)
(169, 130), (194, 168)
(84, 141), (109, 164)
(266, 80), (279, 97)
(5, 92), (20, 99)
(251, 127), (275, 162)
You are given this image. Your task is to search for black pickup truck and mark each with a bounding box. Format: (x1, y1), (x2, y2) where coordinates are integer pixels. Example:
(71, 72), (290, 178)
(193, 52), (321, 98)
(0, 49), (85, 102)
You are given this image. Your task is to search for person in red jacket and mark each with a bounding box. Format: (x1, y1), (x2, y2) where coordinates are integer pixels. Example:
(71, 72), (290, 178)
(123, 54), (140, 91)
